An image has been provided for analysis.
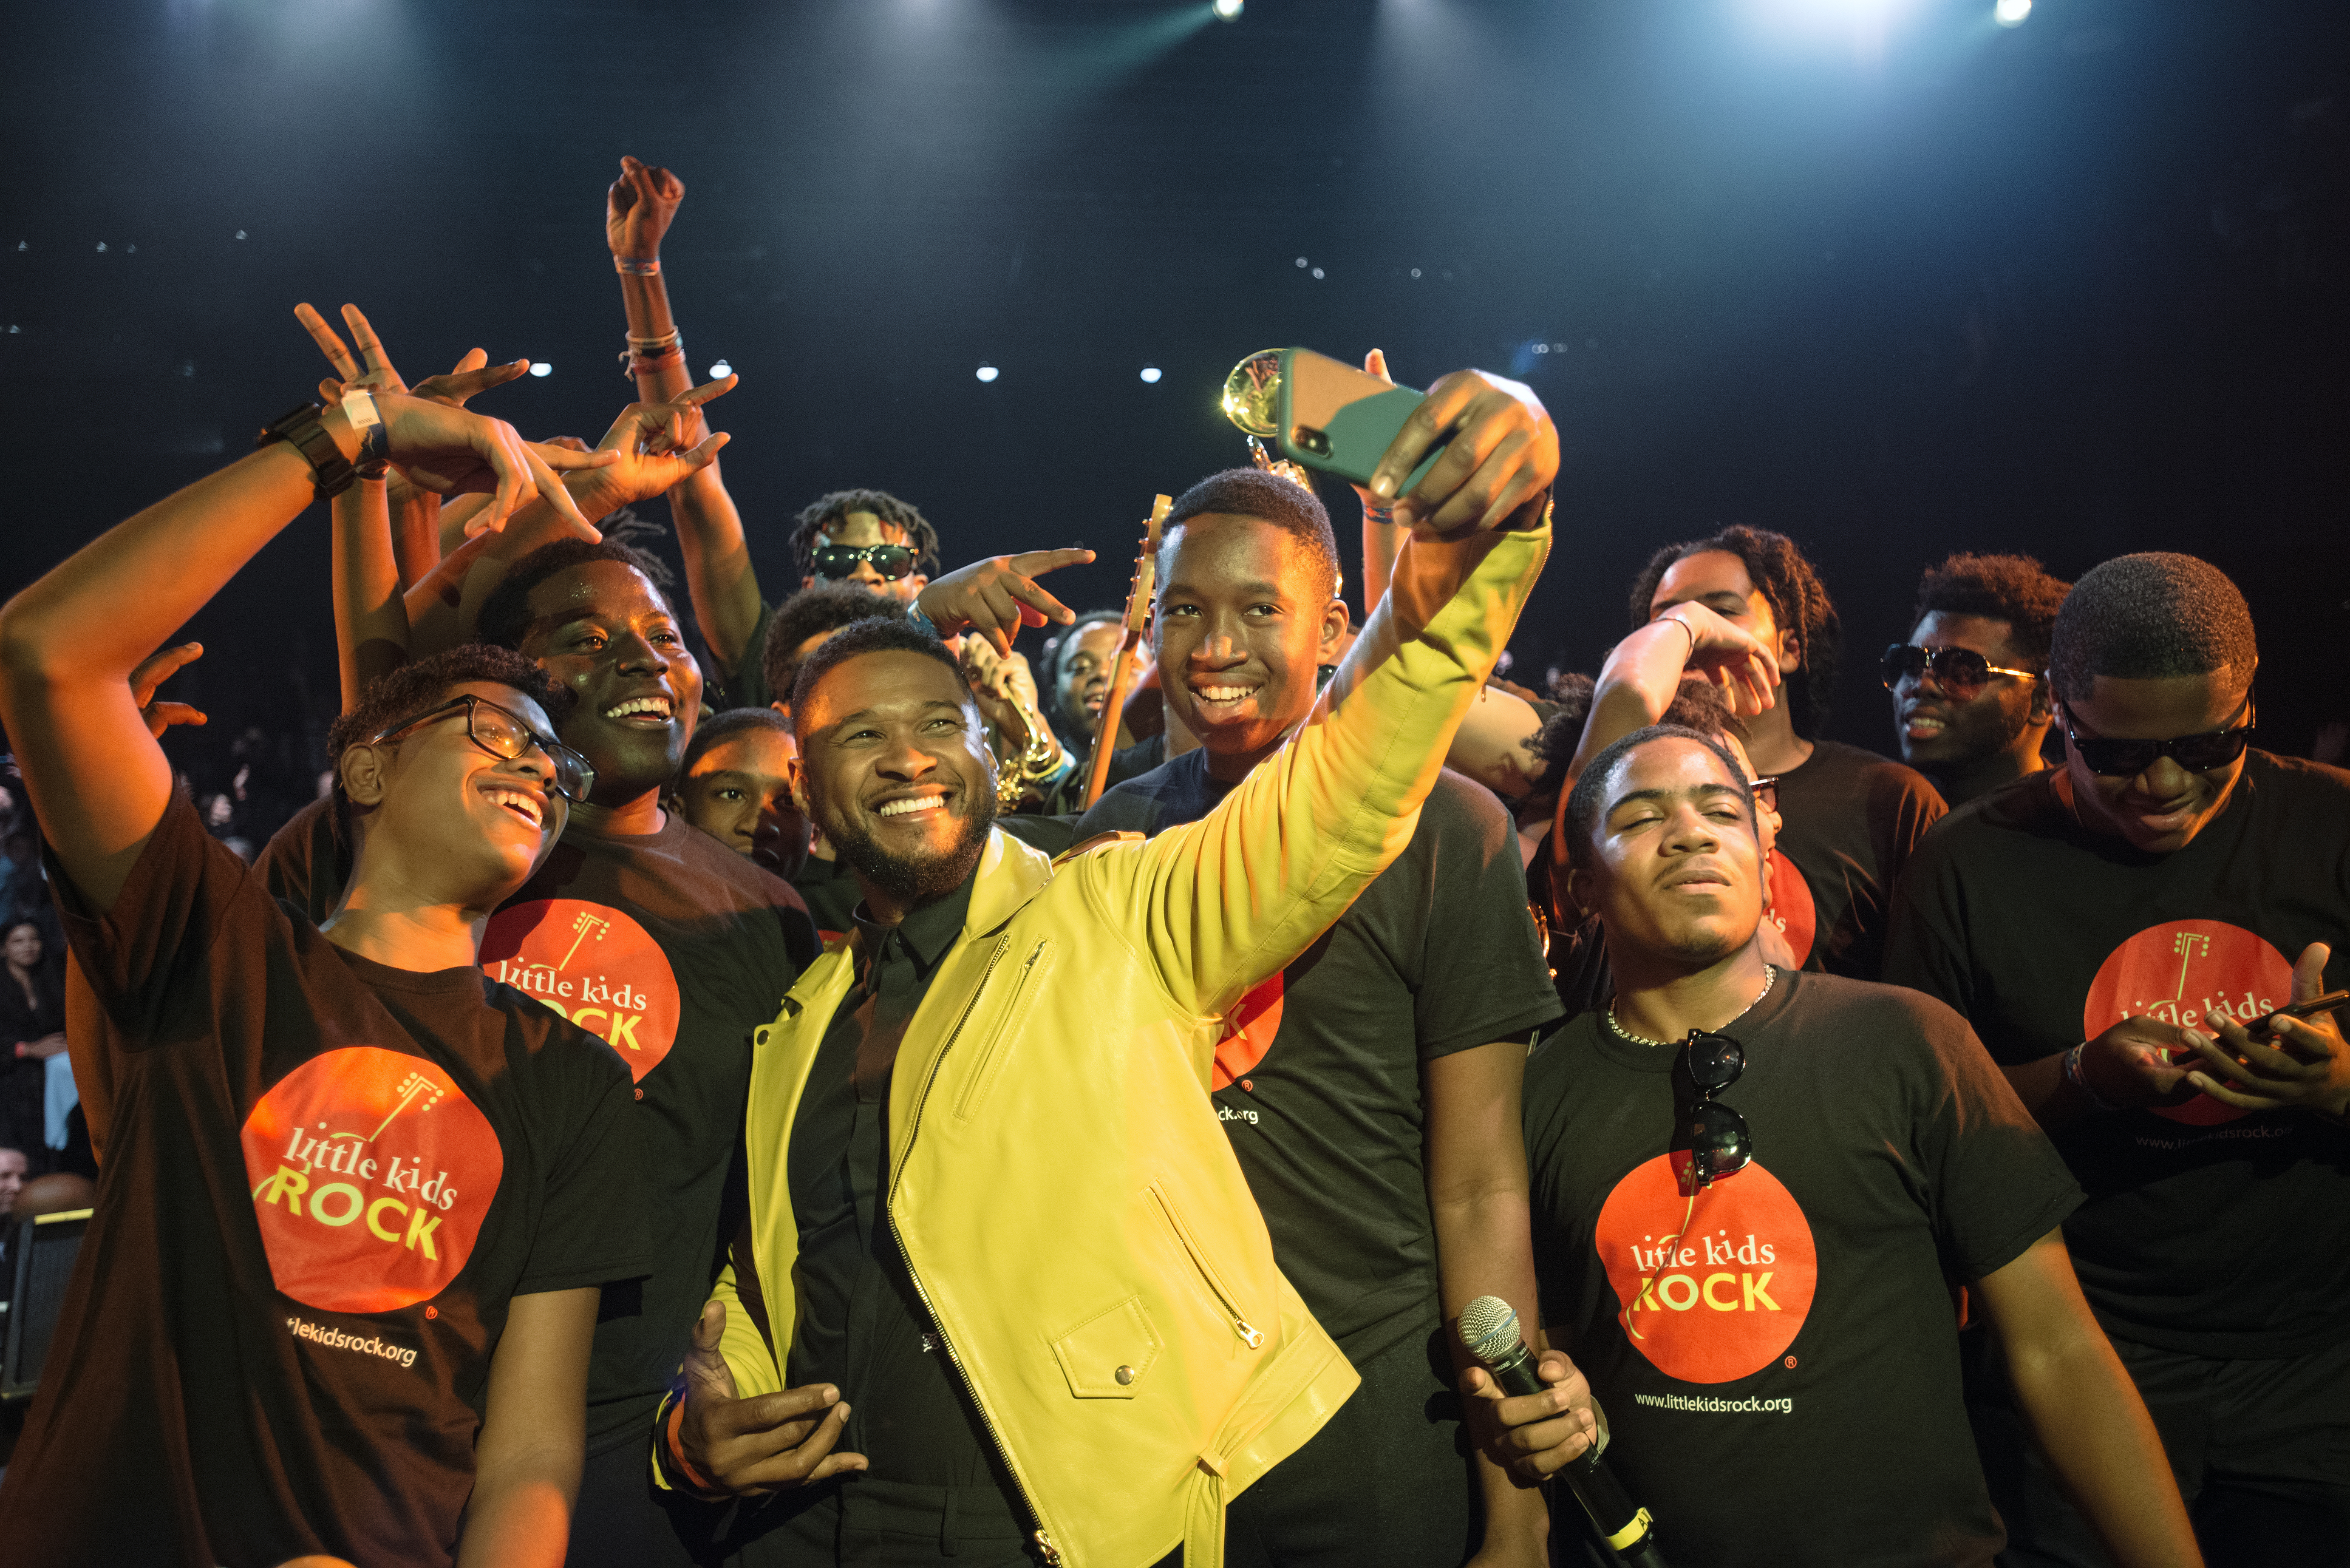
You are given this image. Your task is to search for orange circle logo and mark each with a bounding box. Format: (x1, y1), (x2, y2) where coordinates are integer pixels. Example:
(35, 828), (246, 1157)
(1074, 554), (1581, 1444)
(1766, 848), (1814, 969)
(483, 899), (683, 1084)
(1212, 972), (1284, 1091)
(1594, 1155), (1817, 1383)
(2083, 918), (2292, 1126)
(240, 1047), (503, 1314)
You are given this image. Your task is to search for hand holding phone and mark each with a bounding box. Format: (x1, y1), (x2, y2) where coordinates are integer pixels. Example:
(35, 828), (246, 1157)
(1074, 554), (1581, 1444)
(2250, 989), (2349, 1042)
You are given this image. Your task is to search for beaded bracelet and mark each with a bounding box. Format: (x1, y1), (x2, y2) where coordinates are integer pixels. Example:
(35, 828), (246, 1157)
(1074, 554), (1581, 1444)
(614, 256), (662, 276)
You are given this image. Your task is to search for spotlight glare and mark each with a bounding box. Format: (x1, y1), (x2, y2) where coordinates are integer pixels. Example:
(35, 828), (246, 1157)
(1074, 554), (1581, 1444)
(1213, 0), (1242, 19)
(1994, 0), (2029, 23)
(976, 365), (1000, 382)
(1140, 366), (1162, 384)
(709, 360), (733, 378)
(528, 362), (553, 377)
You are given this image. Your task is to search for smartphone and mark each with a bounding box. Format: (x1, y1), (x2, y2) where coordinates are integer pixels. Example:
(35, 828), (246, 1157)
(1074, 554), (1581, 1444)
(1273, 348), (1447, 495)
(2249, 989), (2349, 1041)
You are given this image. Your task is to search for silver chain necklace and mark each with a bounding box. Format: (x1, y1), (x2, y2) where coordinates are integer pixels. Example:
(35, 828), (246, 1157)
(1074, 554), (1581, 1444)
(1606, 965), (1778, 1048)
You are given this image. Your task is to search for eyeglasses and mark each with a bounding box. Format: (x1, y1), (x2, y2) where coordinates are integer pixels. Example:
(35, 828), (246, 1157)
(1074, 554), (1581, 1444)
(2057, 695), (2253, 778)
(1673, 1030), (1751, 1195)
(1881, 643), (2038, 701)
(809, 543), (919, 583)
(1747, 775), (1780, 816)
(369, 694), (596, 804)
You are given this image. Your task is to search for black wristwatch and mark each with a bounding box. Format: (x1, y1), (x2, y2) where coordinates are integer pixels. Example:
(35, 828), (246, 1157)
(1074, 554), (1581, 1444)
(256, 402), (359, 498)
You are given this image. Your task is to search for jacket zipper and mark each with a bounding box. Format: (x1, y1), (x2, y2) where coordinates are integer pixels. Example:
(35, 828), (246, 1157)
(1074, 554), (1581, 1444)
(884, 934), (1065, 1566)
(1148, 1183), (1264, 1349)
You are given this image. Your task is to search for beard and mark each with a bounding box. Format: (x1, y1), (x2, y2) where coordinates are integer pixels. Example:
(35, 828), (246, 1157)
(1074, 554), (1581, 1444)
(822, 787), (999, 914)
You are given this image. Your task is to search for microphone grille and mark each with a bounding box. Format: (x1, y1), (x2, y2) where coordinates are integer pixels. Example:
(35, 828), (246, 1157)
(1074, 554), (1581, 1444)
(1460, 1295), (1522, 1362)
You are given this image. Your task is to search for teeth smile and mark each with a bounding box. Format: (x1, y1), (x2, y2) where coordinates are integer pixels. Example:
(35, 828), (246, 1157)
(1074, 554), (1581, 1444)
(484, 788), (543, 827)
(877, 795), (945, 818)
(1197, 686), (1253, 702)
(605, 697), (672, 720)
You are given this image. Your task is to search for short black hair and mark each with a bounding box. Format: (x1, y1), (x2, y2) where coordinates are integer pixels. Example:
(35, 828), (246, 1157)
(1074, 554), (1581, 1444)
(1528, 673), (1737, 789)
(325, 645), (571, 846)
(1039, 609), (1125, 733)
(1912, 552), (2072, 671)
(1561, 724), (1755, 874)
(2048, 552), (2256, 704)
(1160, 467), (1341, 605)
(760, 583), (907, 711)
(788, 489), (942, 580)
(1627, 526), (1842, 739)
(680, 707), (794, 776)
(788, 617), (971, 738)
(475, 540), (675, 653)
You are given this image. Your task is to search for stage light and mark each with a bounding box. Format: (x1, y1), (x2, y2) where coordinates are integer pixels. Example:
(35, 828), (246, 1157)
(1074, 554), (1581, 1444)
(1140, 366), (1163, 383)
(709, 360), (732, 378)
(1213, 0), (1242, 19)
(976, 365), (1000, 382)
(529, 362), (552, 377)
(1994, 0), (2029, 24)
(1311, 266), (1325, 279)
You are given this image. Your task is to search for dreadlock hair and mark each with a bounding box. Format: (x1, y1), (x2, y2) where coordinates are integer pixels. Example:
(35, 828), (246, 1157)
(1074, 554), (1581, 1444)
(760, 583), (907, 713)
(1562, 724), (1756, 874)
(1039, 609), (1125, 734)
(324, 645), (571, 848)
(788, 617), (971, 741)
(2048, 552), (2256, 705)
(1912, 553), (2071, 671)
(1627, 526), (1842, 740)
(680, 707), (794, 776)
(788, 489), (941, 580)
(1160, 468), (1341, 605)
(474, 539), (676, 653)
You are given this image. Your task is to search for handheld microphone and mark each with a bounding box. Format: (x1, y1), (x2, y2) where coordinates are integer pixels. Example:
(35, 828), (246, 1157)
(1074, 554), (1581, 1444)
(1460, 1295), (1671, 1568)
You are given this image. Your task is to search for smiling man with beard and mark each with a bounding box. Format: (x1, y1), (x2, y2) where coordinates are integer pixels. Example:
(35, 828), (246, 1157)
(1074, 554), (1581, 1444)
(656, 370), (1563, 1568)
(1488, 725), (2196, 1568)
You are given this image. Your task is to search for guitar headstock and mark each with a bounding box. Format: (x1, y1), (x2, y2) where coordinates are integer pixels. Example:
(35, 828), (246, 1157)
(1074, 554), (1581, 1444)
(1122, 493), (1173, 636)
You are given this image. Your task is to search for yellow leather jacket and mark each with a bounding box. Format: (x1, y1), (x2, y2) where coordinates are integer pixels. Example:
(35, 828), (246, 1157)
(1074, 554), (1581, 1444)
(695, 522), (1548, 1566)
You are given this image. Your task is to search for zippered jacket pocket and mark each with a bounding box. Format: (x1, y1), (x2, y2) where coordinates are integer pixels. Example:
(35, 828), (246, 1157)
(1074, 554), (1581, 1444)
(1146, 1179), (1264, 1350)
(952, 939), (1054, 1122)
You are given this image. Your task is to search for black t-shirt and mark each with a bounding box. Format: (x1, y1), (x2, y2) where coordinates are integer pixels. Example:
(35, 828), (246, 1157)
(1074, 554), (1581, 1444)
(0, 800), (650, 1567)
(1523, 971), (2078, 1568)
(1771, 738), (1945, 982)
(1075, 752), (1561, 1362)
(1883, 750), (2350, 1357)
(261, 797), (819, 1450)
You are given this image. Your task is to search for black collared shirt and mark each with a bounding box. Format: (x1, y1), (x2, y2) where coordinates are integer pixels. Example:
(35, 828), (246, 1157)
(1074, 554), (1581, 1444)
(783, 874), (1009, 1492)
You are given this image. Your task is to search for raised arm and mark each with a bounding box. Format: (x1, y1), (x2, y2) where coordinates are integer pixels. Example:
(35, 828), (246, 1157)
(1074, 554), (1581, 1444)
(1974, 1232), (2202, 1568)
(0, 383), (601, 912)
(1103, 370), (1557, 1018)
(607, 156), (763, 676)
(1565, 600), (1780, 782)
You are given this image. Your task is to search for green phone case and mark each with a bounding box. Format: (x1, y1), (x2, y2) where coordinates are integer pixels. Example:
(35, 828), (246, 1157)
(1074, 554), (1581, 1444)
(1274, 350), (1447, 493)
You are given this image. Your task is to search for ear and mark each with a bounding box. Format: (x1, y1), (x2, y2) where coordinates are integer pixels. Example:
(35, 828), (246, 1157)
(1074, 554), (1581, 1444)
(1777, 626), (1803, 673)
(1318, 597), (1350, 662)
(784, 752), (812, 818)
(339, 744), (389, 810)
(906, 574), (930, 595)
(1564, 864), (1595, 923)
(2026, 677), (2054, 725)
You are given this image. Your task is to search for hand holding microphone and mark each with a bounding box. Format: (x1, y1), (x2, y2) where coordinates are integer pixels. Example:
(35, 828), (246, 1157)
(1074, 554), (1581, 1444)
(1459, 1295), (1671, 1567)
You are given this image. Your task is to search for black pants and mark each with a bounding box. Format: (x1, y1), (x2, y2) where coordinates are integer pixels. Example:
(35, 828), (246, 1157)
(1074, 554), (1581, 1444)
(565, 1433), (741, 1568)
(731, 1475), (1044, 1567)
(1969, 1328), (2350, 1568)
(1218, 1322), (1480, 1568)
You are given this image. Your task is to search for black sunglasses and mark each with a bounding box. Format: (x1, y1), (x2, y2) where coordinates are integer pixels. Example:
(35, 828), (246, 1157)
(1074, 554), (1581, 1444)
(1881, 643), (2038, 701)
(2057, 694), (2254, 778)
(1673, 1030), (1751, 1195)
(809, 543), (919, 583)
(369, 694), (596, 804)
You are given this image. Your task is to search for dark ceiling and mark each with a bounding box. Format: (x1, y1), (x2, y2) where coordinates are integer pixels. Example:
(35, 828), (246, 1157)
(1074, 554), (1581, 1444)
(4, 0), (2345, 760)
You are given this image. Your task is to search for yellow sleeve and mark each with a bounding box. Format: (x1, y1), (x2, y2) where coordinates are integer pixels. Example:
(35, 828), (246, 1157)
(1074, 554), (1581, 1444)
(1094, 520), (1550, 1019)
